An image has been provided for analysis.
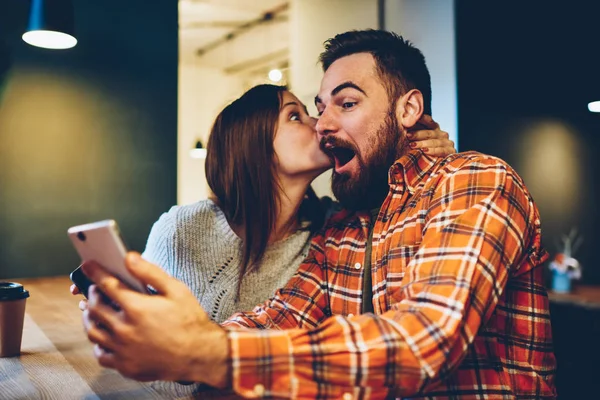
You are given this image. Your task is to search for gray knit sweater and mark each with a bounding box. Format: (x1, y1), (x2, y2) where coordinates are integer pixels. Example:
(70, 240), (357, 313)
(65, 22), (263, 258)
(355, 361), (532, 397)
(145, 198), (336, 398)
(142, 199), (313, 324)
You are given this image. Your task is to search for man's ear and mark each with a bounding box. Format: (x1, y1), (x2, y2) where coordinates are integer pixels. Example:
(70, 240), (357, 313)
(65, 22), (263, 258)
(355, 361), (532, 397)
(395, 89), (424, 128)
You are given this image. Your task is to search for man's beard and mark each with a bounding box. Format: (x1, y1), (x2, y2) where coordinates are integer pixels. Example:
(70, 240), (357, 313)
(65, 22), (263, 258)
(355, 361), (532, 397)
(329, 111), (407, 211)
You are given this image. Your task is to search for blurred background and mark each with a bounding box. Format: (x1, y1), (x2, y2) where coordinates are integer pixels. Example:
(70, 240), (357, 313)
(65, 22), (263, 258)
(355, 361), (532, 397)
(1, 1), (599, 397)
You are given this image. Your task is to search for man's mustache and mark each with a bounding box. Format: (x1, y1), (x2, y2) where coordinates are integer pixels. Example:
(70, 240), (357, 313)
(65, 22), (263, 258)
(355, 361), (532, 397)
(319, 136), (357, 154)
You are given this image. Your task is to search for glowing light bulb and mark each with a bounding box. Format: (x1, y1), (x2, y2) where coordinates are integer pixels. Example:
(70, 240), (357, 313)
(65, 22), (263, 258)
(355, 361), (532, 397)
(190, 148), (207, 159)
(268, 69), (283, 83)
(22, 30), (77, 49)
(588, 101), (600, 113)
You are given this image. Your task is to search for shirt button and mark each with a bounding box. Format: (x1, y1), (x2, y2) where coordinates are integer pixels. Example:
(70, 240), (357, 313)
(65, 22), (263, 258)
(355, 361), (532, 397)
(253, 383), (265, 397)
(534, 218), (540, 225)
(343, 393), (353, 400)
(354, 262), (361, 270)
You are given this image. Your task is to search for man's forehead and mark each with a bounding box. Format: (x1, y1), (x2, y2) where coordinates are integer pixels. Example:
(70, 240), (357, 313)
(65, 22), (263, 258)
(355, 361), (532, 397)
(318, 53), (377, 98)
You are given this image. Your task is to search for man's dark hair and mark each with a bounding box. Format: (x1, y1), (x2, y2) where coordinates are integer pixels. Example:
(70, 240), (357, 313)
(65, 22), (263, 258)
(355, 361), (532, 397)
(319, 29), (432, 115)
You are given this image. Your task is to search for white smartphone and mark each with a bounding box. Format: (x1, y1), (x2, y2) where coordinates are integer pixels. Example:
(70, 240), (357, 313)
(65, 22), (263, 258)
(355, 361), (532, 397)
(67, 219), (147, 293)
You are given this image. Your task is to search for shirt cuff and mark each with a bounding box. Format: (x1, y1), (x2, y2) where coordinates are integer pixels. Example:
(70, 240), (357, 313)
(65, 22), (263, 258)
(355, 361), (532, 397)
(227, 328), (295, 398)
(226, 326), (391, 400)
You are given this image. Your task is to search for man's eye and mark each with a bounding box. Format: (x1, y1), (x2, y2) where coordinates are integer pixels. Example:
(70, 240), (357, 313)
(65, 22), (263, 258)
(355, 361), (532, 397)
(342, 102), (357, 110)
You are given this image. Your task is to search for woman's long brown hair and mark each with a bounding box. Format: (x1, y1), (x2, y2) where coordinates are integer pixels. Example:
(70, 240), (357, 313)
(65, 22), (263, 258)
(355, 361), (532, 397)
(205, 84), (325, 297)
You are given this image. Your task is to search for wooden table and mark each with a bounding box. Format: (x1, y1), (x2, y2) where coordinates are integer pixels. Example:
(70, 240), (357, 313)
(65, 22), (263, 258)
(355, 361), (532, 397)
(0, 276), (171, 399)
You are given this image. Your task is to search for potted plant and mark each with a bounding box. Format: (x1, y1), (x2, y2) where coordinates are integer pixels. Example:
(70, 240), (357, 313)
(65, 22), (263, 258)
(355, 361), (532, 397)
(549, 228), (582, 293)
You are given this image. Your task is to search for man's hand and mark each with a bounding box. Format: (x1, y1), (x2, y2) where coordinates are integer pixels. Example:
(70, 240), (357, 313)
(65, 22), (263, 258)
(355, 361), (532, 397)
(407, 115), (456, 156)
(81, 252), (229, 387)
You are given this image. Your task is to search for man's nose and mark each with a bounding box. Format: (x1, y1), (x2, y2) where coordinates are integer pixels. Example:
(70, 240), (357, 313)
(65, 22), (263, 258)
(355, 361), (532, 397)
(315, 107), (337, 138)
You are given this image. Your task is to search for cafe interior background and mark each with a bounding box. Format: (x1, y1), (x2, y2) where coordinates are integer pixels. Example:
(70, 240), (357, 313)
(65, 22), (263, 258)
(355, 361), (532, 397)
(0, 0), (598, 398)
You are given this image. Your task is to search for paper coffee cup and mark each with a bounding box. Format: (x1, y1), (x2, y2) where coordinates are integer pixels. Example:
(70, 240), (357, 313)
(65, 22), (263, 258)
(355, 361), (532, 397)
(0, 282), (30, 357)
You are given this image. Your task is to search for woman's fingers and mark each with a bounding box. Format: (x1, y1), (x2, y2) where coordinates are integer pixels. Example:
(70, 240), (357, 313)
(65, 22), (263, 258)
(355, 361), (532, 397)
(411, 138), (456, 157)
(411, 138), (445, 149)
(408, 129), (449, 141)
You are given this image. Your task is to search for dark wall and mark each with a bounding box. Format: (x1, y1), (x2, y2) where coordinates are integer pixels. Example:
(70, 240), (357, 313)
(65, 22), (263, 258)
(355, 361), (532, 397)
(456, 0), (600, 285)
(549, 301), (600, 399)
(0, 0), (178, 279)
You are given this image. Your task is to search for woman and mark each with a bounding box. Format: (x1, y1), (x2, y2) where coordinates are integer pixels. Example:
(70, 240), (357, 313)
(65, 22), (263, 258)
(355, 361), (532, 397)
(72, 84), (454, 323)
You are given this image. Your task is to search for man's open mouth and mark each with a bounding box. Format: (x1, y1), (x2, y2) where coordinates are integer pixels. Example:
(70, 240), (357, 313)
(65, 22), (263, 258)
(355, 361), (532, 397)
(325, 144), (356, 170)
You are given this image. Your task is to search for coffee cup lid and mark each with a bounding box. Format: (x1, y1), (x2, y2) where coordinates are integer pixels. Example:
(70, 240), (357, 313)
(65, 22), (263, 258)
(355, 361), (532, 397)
(0, 282), (30, 301)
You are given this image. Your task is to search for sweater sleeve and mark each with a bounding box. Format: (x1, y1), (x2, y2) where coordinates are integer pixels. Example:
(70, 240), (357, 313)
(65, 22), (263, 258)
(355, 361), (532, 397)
(141, 206), (178, 277)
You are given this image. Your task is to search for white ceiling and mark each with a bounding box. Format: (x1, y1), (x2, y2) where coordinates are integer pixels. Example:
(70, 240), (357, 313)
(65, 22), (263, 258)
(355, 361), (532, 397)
(179, 0), (289, 70)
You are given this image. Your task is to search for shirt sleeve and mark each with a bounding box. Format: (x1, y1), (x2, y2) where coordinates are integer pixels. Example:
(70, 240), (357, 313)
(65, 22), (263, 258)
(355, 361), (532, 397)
(222, 156), (545, 399)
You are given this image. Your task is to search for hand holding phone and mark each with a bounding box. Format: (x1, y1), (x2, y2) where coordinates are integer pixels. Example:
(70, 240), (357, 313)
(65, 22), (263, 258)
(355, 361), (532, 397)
(68, 220), (148, 295)
(69, 264), (94, 298)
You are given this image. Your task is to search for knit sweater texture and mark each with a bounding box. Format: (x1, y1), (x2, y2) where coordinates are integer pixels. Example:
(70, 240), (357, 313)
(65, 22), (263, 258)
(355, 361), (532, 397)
(142, 199), (313, 324)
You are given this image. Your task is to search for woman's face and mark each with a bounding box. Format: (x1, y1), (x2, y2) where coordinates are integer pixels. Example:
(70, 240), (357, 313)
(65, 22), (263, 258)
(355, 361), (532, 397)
(273, 91), (333, 180)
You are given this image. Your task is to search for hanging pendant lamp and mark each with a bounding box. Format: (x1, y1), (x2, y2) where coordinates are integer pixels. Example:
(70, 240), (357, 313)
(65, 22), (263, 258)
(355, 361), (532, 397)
(22, 0), (77, 50)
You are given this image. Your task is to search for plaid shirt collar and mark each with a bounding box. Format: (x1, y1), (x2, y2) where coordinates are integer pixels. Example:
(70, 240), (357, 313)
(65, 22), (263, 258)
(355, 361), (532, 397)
(389, 148), (440, 194)
(345, 149), (440, 226)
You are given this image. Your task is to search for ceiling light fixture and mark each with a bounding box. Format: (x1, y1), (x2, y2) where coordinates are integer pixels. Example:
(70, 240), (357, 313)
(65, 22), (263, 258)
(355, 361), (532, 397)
(22, 0), (77, 50)
(588, 101), (600, 113)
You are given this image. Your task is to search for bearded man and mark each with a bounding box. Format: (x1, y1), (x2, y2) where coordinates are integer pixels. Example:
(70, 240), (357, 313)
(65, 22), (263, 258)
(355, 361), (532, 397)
(81, 30), (557, 399)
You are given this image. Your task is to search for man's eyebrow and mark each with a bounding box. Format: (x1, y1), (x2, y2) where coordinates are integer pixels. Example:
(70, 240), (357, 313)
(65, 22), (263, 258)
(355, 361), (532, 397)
(314, 81), (367, 106)
(331, 81), (366, 97)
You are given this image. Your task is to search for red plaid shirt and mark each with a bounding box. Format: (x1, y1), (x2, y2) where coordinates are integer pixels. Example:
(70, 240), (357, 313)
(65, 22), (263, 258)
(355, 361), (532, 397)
(222, 150), (557, 399)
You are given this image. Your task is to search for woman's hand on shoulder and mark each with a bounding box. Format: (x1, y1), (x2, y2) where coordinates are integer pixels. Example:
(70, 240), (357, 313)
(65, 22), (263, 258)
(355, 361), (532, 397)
(407, 115), (456, 157)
